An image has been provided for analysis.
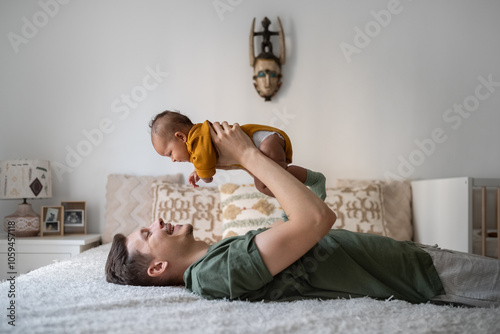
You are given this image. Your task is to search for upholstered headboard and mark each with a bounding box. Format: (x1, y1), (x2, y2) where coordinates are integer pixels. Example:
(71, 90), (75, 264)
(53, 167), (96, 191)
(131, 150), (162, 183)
(102, 174), (413, 244)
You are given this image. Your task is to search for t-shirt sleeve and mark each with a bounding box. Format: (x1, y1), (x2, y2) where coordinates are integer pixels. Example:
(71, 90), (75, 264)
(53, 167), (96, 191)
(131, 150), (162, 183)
(185, 230), (273, 300)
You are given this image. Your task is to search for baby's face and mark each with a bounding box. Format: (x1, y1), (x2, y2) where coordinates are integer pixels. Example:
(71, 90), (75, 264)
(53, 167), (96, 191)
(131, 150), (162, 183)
(152, 134), (190, 162)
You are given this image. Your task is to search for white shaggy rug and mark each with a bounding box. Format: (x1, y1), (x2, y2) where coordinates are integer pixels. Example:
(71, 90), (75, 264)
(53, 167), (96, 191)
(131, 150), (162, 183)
(1, 244), (499, 334)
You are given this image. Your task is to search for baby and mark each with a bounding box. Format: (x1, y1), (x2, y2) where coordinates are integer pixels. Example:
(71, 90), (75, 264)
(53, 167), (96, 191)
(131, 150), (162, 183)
(149, 110), (326, 204)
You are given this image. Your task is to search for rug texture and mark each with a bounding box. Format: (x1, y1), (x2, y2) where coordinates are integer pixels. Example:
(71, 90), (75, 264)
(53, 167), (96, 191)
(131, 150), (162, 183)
(1, 244), (499, 334)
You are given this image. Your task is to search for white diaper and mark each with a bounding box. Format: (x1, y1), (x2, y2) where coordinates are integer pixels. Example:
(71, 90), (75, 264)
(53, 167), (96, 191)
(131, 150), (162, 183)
(252, 131), (284, 148)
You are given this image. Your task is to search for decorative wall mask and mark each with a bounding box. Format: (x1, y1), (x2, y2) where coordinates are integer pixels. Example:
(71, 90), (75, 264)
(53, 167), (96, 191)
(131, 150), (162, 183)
(249, 17), (286, 101)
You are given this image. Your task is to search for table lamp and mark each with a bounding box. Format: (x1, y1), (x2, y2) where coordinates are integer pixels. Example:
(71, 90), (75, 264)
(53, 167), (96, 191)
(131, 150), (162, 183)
(1, 160), (52, 237)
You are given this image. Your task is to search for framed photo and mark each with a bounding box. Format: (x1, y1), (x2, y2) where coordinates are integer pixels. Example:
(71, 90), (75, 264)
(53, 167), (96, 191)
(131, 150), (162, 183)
(64, 210), (84, 226)
(40, 206), (64, 236)
(61, 201), (87, 234)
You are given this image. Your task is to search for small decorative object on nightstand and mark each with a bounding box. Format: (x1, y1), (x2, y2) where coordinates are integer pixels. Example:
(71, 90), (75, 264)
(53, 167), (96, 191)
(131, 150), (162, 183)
(40, 205), (64, 236)
(61, 201), (87, 234)
(0, 160), (52, 237)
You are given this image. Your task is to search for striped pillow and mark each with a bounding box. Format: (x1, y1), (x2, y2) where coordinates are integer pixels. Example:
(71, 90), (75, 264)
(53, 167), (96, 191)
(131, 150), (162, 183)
(219, 183), (282, 238)
(219, 183), (390, 240)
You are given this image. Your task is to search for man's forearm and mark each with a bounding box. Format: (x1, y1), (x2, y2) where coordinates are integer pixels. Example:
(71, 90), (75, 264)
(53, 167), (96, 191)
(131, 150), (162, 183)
(240, 149), (331, 227)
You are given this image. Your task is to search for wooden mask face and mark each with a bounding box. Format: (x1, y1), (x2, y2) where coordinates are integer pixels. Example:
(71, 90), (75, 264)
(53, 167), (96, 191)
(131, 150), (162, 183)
(250, 17), (285, 101)
(252, 58), (282, 101)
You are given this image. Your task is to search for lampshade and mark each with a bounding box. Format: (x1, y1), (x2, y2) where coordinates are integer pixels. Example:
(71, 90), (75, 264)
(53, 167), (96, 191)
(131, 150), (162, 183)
(0, 160), (52, 200)
(1, 160), (52, 237)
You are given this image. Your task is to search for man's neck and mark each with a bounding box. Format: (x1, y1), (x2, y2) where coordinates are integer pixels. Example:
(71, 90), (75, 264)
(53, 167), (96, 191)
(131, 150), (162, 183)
(178, 241), (210, 284)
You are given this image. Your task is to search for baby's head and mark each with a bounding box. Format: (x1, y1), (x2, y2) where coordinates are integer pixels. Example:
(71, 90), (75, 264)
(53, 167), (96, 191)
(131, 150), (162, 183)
(149, 111), (194, 162)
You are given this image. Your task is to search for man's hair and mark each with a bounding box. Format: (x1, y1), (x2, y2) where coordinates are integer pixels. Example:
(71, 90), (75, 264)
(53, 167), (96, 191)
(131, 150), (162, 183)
(149, 110), (194, 138)
(105, 234), (158, 286)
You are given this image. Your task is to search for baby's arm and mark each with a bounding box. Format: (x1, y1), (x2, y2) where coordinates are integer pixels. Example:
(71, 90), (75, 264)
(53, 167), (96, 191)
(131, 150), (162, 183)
(188, 170), (213, 188)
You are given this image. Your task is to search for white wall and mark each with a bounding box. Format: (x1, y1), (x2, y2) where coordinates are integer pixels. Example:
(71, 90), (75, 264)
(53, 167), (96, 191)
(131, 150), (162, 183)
(1, 0), (499, 234)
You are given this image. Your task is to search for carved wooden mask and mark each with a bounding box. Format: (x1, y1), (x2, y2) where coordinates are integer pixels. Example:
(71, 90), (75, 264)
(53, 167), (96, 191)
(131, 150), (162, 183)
(249, 17), (286, 101)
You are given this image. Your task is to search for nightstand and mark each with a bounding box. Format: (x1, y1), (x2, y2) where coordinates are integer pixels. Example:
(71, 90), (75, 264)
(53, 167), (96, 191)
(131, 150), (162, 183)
(0, 234), (101, 281)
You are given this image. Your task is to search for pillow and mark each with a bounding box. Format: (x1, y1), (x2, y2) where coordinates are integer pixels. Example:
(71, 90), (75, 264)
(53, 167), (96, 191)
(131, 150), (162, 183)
(218, 183), (389, 239)
(152, 182), (222, 245)
(219, 183), (282, 238)
(325, 184), (388, 236)
(335, 179), (413, 241)
(102, 173), (183, 244)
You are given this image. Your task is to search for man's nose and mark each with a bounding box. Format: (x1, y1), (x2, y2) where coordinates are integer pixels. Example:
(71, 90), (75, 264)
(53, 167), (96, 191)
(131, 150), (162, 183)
(151, 218), (164, 230)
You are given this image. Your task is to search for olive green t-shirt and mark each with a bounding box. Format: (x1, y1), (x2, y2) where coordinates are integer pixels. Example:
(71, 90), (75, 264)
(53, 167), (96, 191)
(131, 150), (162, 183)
(184, 229), (444, 303)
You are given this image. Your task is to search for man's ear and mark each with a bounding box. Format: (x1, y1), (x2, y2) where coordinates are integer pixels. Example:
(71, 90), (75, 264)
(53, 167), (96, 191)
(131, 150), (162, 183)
(174, 132), (187, 142)
(147, 261), (168, 277)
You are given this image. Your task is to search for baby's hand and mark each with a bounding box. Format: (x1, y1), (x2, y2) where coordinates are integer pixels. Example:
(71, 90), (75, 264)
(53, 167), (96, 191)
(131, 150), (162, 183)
(188, 171), (200, 188)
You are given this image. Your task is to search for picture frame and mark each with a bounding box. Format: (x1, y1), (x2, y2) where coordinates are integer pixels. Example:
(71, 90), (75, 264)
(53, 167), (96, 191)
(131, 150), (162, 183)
(40, 206), (64, 236)
(61, 201), (87, 234)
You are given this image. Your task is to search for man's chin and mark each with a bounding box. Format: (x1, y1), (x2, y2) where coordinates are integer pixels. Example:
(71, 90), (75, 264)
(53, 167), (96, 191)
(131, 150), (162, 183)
(172, 224), (194, 236)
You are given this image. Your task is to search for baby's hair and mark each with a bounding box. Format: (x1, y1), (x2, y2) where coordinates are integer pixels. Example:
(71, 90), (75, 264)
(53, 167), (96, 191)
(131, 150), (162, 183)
(149, 110), (194, 138)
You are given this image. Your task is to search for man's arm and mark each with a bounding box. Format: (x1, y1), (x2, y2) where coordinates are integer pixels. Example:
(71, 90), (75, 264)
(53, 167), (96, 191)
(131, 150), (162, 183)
(210, 122), (336, 276)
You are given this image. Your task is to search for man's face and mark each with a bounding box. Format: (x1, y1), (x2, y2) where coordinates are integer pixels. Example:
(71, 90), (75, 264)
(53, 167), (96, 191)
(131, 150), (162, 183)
(126, 218), (195, 264)
(152, 134), (190, 163)
(253, 58), (282, 99)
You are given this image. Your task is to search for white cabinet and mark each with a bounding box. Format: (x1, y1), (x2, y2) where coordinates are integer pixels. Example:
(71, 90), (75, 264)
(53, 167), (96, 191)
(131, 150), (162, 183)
(411, 177), (500, 258)
(0, 234), (101, 281)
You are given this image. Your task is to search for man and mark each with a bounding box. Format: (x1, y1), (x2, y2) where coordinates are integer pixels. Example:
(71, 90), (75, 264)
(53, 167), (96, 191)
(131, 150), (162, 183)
(106, 122), (500, 307)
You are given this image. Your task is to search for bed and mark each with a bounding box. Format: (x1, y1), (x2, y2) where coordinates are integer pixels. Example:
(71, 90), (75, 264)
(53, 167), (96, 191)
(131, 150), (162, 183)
(1, 174), (499, 334)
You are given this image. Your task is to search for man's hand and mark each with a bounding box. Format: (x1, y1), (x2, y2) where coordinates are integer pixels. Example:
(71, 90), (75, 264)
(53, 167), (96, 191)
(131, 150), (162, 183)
(209, 122), (257, 167)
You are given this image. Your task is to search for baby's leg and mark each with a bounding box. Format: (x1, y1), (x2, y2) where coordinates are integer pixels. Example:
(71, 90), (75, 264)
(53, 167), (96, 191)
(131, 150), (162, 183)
(255, 134), (307, 197)
(257, 133), (327, 222)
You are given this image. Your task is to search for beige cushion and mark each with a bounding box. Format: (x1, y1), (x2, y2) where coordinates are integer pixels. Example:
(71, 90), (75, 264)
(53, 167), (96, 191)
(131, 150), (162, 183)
(219, 183), (282, 238)
(151, 182), (222, 245)
(219, 183), (390, 239)
(335, 179), (413, 241)
(325, 184), (387, 236)
(102, 174), (183, 244)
